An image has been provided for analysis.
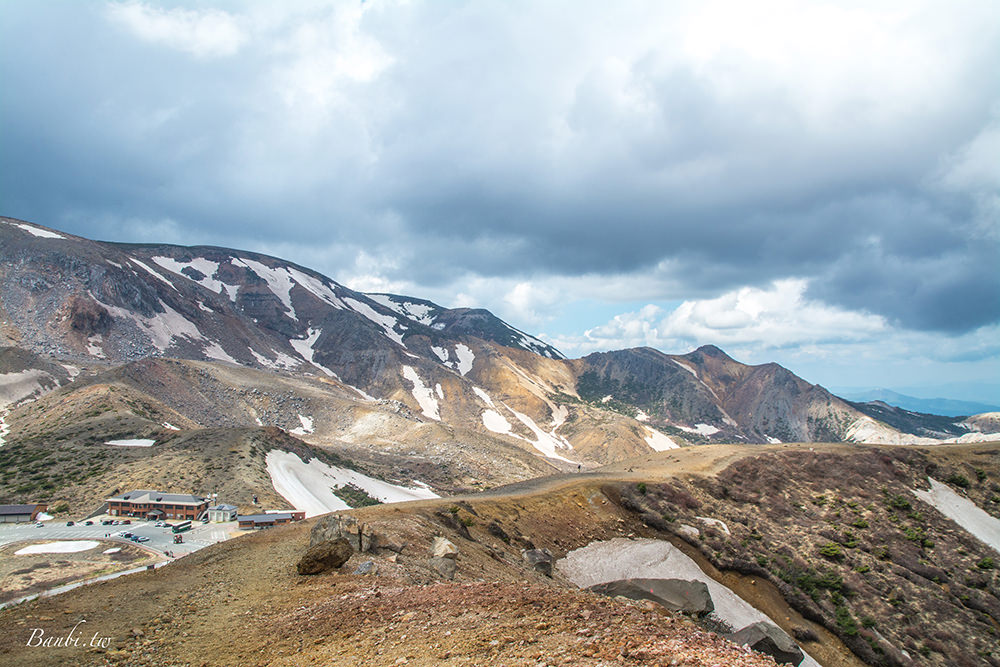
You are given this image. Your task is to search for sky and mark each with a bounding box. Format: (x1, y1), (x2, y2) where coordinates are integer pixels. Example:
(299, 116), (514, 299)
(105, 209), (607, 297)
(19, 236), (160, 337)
(1, 1), (998, 399)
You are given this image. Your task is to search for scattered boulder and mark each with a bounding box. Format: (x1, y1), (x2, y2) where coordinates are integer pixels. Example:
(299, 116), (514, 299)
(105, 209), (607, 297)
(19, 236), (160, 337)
(521, 548), (553, 577)
(429, 537), (459, 580)
(310, 514), (378, 552)
(588, 578), (714, 617)
(430, 536), (459, 559)
(354, 560), (376, 575)
(727, 621), (804, 666)
(429, 556), (457, 580)
(297, 538), (353, 575)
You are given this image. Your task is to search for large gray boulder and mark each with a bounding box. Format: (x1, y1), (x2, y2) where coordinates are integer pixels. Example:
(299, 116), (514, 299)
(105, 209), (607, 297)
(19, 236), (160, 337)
(310, 514), (377, 552)
(297, 538), (353, 575)
(727, 621), (803, 666)
(522, 548), (553, 577)
(588, 578), (714, 616)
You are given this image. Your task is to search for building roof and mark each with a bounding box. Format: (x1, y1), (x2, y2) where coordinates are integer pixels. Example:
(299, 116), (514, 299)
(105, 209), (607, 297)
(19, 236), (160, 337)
(238, 513), (293, 523)
(0, 504), (40, 515)
(107, 490), (206, 505)
(209, 504), (238, 511)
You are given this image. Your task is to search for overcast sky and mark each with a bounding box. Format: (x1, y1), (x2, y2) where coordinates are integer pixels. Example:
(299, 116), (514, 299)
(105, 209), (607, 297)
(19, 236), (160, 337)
(2, 1), (998, 398)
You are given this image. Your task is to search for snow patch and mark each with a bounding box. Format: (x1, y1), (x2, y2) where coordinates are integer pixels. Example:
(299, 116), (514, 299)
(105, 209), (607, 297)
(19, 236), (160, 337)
(453, 343), (475, 376)
(913, 478), (1000, 554)
(431, 346), (449, 362)
(473, 387), (497, 409)
(286, 266), (344, 309)
(151, 256), (229, 295)
(601, 395), (613, 403)
(12, 223), (66, 239)
(0, 410), (8, 448)
(203, 341), (238, 364)
(0, 369), (52, 407)
(265, 450), (439, 518)
(290, 414), (314, 436)
(846, 416), (938, 445)
(697, 517), (731, 535)
(106, 439), (155, 447)
(672, 359), (699, 377)
(401, 366), (439, 420)
(129, 258), (177, 290)
(435, 383), (444, 400)
(635, 410), (650, 422)
(232, 257), (298, 320)
(678, 423), (720, 436)
(289, 328), (339, 377)
(367, 294), (436, 325)
(16, 541), (100, 555)
(102, 547), (122, 554)
(162, 422), (180, 431)
(343, 297), (406, 347)
(643, 426), (679, 451)
(86, 334), (105, 358)
(482, 409), (513, 434)
(508, 408), (576, 463)
(765, 435), (782, 444)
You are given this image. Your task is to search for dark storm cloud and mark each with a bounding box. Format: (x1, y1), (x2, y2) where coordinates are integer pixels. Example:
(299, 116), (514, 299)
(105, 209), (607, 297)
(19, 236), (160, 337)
(1, 1), (998, 334)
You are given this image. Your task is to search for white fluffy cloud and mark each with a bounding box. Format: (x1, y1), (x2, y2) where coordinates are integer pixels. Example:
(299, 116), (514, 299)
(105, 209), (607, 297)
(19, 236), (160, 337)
(106, 2), (246, 58)
(562, 279), (887, 354)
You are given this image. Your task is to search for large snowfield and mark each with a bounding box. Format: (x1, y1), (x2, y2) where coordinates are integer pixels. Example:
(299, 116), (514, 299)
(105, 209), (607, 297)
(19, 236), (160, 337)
(265, 450), (439, 518)
(913, 478), (1000, 554)
(557, 538), (820, 667)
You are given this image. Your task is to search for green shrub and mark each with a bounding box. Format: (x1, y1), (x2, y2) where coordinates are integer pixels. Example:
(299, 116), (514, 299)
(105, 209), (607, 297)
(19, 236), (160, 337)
(836, 606), (859, 636)
(977, 557), (995, 570)
(819, 542), (844, 560)
(946, 473), (970, 489)
(851, 518), (869, 529)
(637, 482), (647, 495)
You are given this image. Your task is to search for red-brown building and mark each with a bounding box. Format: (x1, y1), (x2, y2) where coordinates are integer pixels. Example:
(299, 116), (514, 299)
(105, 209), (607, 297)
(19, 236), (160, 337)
(107, 490), (208, 521)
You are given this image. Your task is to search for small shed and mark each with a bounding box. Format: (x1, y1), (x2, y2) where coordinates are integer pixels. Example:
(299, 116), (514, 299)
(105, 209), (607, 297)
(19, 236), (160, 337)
(207, 504), (238, 522)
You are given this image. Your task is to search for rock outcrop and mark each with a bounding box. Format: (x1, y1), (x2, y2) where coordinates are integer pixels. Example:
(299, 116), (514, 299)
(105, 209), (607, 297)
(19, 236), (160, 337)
(727, 621), (804, 666)
(429, 536), (459, 580)
(297, 537), (353, 575)
(588, 578), (714, 616)
(521, 548), (553, 577)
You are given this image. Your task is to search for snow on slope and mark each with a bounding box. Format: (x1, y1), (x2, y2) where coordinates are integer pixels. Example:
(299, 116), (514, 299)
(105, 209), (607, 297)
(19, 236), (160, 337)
(913, 478), (1000, 554)
(152, 256), (230, 296)
(508, 407), (576, 463)
(401, 366), (440, 420)
(129, 258), (176, 291)
(0, 369), (53, 407)
(453, 343), (475, 375)
(0, 411), (8, 448)
(290, 414), (314, 436)
(105, 439), (155, 447)
(6, 221), (67, 239)
(482, 410), (513, 434)
(265, 450), (439, 518)
(290, 328), (339, 377)
(845, 416), (939, 445)
(343, 297), (406, 347)
(367, 294), (436, 326)
(557, 539), (821, 667)
(233, 257), (298, 320)
(643, 426), (679, 451)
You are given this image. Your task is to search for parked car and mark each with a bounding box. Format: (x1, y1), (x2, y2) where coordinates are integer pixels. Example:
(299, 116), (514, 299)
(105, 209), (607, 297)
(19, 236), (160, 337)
(84, 520), (94, 526)
(122, 519), (131, 524)
(112, 520), (120, 525)
(120, 532), (133, 538)
(136, 536), (149, 542)
(154, 521), (165, 527)
(101, 519), (113, 525)
(66, 521), (75, 526)
(35, 522), (44, 527)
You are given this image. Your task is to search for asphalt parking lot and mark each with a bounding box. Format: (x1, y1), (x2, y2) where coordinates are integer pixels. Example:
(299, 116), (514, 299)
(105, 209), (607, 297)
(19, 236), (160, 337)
(0, 518), (240, 557)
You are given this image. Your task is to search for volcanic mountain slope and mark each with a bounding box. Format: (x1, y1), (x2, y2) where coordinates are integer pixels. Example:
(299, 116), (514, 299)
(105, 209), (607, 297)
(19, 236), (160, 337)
(0, 215), (978, 467)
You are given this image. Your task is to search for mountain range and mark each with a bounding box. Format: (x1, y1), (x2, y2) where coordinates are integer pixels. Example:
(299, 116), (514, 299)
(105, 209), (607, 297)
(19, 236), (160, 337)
(1, 214), (997, 509)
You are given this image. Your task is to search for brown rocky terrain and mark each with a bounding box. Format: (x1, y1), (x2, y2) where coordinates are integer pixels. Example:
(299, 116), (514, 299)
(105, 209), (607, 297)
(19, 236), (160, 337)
(3, 442), (994, 666)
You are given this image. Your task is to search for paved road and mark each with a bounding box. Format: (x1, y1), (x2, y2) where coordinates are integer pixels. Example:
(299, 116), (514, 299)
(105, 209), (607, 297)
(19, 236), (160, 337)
(0, 519), (240, 557)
